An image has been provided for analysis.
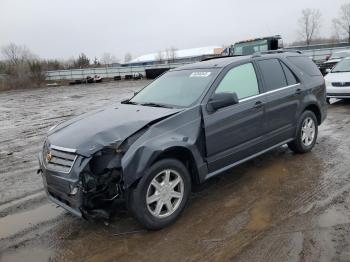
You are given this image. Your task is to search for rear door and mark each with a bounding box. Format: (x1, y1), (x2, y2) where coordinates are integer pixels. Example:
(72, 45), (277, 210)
(256, 58), (301, 146)
(203, 62), (267, 174)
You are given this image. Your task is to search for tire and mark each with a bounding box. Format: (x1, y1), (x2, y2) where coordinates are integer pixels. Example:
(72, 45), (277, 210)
(288, 110), (318, 154)
(326, 98), (331, 104)
(127, 158), (191, 230)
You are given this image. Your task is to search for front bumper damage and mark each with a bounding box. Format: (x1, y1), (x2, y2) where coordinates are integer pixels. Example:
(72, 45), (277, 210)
(38, 148), (123, 220)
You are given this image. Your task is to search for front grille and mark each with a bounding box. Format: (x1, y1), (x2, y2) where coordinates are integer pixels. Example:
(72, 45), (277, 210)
(332, 82), (350, 87)
(44, 145), (77, 173)
(327, 93), (350, 97)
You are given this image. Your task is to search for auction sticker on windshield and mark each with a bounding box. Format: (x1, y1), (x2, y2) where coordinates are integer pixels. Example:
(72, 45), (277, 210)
(190, 72), (212, 78)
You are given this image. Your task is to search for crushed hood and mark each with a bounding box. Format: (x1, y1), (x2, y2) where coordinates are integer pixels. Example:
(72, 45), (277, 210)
(47, 103), (182, 156)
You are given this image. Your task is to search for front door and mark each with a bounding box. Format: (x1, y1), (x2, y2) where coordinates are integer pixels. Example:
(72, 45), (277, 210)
(203, 62), (266, 174)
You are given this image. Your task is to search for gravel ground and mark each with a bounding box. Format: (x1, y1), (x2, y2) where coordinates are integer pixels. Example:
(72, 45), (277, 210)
(0, 82), (350, 262)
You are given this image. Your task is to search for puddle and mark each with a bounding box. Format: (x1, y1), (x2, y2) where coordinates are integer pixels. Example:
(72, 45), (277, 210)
(245, 162), (288, 231)
(318, 207), (350, 228)
(0, 203), (64, 239)
(246, 198), (272, 231)
(0, 247), (53, 262)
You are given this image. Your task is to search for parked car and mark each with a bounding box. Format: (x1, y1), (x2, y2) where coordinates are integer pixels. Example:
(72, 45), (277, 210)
(133, 73), (143, 80)
(38, 52), (327, 229)
(324, 57), (350, 103)
(321, 50), (350, 74)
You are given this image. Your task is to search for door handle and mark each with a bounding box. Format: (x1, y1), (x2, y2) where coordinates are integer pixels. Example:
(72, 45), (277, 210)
(295, 88), (302, 95)
(253, 101), (264, 109)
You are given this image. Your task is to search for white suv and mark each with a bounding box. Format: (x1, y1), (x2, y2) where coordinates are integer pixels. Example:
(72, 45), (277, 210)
(324, 57), (350, 103)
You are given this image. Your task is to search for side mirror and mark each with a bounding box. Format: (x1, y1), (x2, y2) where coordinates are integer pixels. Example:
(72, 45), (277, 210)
(325, 68), (331, 74)
(208, 92), (239, 111)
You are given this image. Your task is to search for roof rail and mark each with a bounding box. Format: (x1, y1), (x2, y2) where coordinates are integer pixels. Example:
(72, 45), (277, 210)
(253, 49), (303, 56)
(201, 55), (243, 62)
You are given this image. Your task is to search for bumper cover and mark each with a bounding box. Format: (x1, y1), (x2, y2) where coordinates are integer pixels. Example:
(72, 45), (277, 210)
(327, 92), (350, 98)
(39, 152), (83, 217)
(38, 151), (122, 219)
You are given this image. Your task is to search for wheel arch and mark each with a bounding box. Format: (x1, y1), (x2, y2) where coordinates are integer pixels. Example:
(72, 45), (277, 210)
(302, 103), (322, 125)
(150, 146), (201, 185)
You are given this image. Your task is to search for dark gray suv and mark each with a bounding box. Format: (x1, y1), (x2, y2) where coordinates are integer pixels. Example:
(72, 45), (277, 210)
(38, 52), (327, 229)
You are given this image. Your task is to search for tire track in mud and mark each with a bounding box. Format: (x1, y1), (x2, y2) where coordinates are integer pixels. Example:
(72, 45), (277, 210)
(0, 81), (147, 212)
(0, 81), (149, 254)
(1, 92), (350, 261)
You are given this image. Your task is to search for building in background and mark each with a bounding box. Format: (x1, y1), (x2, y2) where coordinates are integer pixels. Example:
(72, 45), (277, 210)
(124, 46), (224, 66)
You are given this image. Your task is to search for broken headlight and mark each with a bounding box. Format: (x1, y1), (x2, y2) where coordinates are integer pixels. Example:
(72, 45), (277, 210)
(115, 127), (148, 154)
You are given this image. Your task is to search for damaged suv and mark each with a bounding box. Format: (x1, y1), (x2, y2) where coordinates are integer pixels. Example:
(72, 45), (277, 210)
(38, 52), (326, 229)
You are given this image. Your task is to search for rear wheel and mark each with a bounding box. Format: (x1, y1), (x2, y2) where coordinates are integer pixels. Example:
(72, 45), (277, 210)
(288, 111), (318, 154)
(127, 158), (191, 230)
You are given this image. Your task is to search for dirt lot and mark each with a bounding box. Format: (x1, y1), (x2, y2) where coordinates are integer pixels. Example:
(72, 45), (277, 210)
(1, 81), (350, 262)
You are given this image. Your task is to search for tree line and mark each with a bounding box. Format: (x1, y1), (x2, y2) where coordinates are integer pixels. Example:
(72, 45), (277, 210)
(297, 3), (350, 46)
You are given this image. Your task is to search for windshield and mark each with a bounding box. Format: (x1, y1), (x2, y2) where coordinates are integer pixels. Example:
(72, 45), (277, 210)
(332, 59), (350, 72)
(234, 40), (268, 56)
(129, 69), (218, 108)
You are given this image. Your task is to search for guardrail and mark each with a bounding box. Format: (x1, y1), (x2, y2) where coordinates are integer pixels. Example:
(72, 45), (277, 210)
(286, 45), (350, 65)
(46, 62), (191, 81)
(46, 44), (350, 81)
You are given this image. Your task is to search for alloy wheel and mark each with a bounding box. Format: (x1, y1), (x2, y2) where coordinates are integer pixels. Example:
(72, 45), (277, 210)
(146, 169), (184, 218)
(301, 117), (316, 146)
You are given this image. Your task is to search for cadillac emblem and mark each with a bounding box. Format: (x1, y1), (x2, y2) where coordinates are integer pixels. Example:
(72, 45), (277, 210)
(46, 151), (52, 162)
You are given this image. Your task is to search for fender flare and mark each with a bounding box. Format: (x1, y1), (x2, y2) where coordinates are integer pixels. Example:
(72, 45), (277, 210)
(121, 141), (207, 188)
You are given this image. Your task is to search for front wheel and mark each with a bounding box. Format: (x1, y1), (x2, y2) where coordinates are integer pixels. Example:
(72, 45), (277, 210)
(127, 158), (191, 230)
(288, 111), (318, 154)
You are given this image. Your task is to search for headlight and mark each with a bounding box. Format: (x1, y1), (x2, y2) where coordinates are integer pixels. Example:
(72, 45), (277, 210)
(42, 140), (50, 160)
(116, 127), (148, 154)
(325, 80), (332, 88)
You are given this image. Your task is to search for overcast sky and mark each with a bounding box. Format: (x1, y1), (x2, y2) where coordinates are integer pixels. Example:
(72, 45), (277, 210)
(0, 0), (349, 61)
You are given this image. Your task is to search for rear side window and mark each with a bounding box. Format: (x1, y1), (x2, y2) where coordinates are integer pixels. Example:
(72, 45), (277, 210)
(215, 63), (259, 100)
(257, 59), (287, 91)
(287, 56), (322, 76)
(281, 62), (299, 85)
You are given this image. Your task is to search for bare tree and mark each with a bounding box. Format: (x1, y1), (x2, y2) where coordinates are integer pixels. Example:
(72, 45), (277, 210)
(165, 47), (177, 62)
(333, 3), (350, 43)
(100, 52), (118, 66)
(156, 50), (164, 63)
(74, 53), (90, 68)
(1, 43), (36, 65)
(0, 43), (44, 89)
(124, 53), (132, 63)
(93, 57), (100, 67)
(1, 43), (21, 65)
(298, 8), (322, 45)
(332, 18), (342, 42)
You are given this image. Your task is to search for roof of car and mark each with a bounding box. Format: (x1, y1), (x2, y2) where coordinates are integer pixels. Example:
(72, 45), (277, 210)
(173, 52), (303, 70)
(173, 56), (249, 70)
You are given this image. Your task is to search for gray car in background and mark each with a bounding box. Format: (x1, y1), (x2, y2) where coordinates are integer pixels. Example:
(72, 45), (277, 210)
(38, 52), (327, 229)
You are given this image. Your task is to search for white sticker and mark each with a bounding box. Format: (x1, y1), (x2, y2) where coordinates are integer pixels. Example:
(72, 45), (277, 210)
(190, 72), (211, 78)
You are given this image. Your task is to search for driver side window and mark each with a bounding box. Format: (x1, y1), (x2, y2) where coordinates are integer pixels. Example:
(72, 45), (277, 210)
(215, 63), (259, 100)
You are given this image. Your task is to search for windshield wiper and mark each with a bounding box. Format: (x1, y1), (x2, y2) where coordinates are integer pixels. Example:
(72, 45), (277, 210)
(141, 102), (173, 108)
(121, 100), (139, 105)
